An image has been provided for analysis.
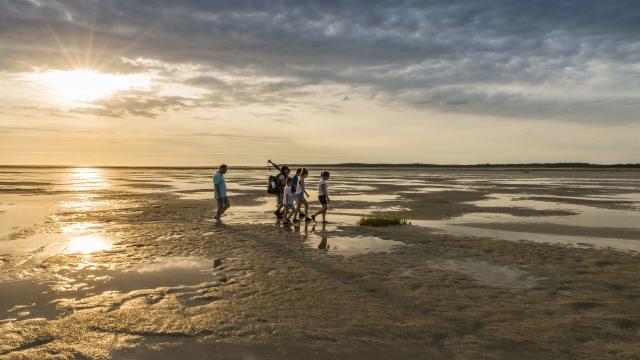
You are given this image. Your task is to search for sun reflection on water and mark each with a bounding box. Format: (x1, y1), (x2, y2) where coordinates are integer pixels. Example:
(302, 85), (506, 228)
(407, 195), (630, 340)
(65, 234), (113, 254)
(60, 194), (110, 212)
(65, 168), (109, 192)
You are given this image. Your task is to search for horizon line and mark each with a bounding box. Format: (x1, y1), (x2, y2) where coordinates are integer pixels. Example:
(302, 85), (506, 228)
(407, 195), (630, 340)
(1, 162), (639, 169)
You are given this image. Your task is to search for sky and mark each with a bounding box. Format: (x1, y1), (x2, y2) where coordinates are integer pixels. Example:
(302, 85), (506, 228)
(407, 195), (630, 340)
(0, 0), (639, 166)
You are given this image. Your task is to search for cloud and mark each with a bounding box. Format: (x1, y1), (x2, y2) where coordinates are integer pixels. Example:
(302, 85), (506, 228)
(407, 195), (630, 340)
(173, 132), (291, 142)
(1, 0), (639, 122)
(71, 89), (190, 118)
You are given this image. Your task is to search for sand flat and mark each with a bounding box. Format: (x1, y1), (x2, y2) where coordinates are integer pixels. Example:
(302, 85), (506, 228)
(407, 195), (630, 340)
(0, 167), (639, 359)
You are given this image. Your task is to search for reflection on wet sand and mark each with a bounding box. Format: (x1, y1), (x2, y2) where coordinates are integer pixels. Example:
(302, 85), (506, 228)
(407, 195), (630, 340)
(304, 223), (406, 256)
(64, 168), (110, 192)
(0, 256), (213, 322)
(65, 234), (113, 254)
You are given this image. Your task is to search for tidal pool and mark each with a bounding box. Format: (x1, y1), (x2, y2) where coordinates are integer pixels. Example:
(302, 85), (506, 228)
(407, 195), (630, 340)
(0, 256), (214, 322)
(305, 234), (405, 256)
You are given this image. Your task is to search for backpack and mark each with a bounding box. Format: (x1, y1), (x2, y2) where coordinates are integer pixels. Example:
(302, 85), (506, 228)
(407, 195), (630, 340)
(267, 175), (278, 194)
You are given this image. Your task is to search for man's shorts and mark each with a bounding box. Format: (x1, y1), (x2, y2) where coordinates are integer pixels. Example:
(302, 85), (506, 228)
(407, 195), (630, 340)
(295, 193), (304, 202)
(216, 197), (230, 207)
(319, 195), (328, 205)
(285, 203), (294, 210)
(276, 193), (284, 205)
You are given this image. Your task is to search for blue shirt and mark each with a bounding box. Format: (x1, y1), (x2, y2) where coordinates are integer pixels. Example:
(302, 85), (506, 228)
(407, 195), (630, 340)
(213, 171), (227, 199)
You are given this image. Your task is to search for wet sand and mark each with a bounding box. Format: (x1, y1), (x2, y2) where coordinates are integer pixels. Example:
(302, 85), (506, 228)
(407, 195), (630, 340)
(0, 168), (639, 359)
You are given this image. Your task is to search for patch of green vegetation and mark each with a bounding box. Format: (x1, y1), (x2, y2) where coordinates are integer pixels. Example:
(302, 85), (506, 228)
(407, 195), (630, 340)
(358, 216), (410, 227)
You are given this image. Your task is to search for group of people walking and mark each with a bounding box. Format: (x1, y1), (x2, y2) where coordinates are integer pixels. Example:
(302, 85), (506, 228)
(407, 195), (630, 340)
(212, 161), (330, 226)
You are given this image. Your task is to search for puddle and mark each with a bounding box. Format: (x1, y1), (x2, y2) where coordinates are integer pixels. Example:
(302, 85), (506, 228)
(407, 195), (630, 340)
(404, 191), (640, 252)
(0, 223), (116, 269)
(0, 194), (65, 238)
(306, 234), (405, 256)
(0, 256), (214, 322)
(427, 259), (536, 289)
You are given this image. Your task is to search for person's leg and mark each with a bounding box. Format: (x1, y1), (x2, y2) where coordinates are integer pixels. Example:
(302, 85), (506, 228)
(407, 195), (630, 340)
(215, 199), (224, 222)
(292, 199), (301, 221)
(275, 194), (284, 217)
(312, 196), (326, 220)
(321, 204), (327, 222)
(221, 198), (230, 216)
(303, 198), (310, 220)
(311, 203), (324, 222)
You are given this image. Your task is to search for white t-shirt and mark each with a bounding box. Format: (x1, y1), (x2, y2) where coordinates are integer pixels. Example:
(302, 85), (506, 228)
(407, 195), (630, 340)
(295, 178), (304, 196)
(318, 179), (328, 196)
(284, 186), (294, 205)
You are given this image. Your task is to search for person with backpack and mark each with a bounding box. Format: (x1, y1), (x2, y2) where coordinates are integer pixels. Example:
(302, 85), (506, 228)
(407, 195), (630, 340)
(267, 160), (290, 219)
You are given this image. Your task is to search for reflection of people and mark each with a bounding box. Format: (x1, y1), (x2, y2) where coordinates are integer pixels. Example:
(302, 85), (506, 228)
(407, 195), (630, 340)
(316, 223), (328, 250)
(213, 164), (230, 225)
(318, 236), (328, 250)
(311, 171), (330, 223)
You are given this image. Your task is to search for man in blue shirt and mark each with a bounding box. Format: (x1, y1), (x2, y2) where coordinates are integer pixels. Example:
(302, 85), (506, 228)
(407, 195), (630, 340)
(213, 164), (229, 225)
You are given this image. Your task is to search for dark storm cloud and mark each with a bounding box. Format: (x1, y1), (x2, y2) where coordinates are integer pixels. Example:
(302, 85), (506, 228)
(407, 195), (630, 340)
(1, 0), (639, 122)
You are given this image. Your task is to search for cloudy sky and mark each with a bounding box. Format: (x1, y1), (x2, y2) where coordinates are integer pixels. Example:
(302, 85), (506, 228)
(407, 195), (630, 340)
(1, 0), (639, 166)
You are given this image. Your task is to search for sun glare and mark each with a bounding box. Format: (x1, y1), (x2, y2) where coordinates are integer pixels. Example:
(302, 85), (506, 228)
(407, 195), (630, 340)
(27, 69), (151, 106)
(65, 234), (113, 254)
(65, 167), (110, 191)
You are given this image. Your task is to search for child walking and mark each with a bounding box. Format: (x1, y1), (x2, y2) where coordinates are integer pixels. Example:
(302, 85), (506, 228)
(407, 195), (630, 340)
(283, 177), (295, 225)
(311, 171), (330, 223)
(291, 168), (311, 222)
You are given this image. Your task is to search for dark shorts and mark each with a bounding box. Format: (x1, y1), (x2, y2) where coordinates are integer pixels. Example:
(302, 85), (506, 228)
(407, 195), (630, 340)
(319, 195), (328, 205)
(276, 193), (283, 205)
(216, 197), (230, 207)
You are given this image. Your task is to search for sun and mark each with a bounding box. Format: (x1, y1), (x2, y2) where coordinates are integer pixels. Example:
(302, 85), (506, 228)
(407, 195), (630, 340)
(27, 69), (151, 106)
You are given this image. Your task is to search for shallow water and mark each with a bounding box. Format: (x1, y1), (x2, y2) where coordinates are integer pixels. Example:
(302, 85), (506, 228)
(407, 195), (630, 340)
(305, 233), (406, 256)
(2, 167), (639, 257)
(0, 256), (213, 322)
(408, 191), (640, 251)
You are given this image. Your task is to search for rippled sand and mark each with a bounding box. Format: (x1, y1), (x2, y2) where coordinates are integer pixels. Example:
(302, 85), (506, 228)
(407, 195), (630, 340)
(0, 167), (639, 359)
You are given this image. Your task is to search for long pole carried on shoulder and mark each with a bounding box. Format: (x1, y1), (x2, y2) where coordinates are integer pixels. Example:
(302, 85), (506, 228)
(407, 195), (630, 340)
(267, 159), (280, 171)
